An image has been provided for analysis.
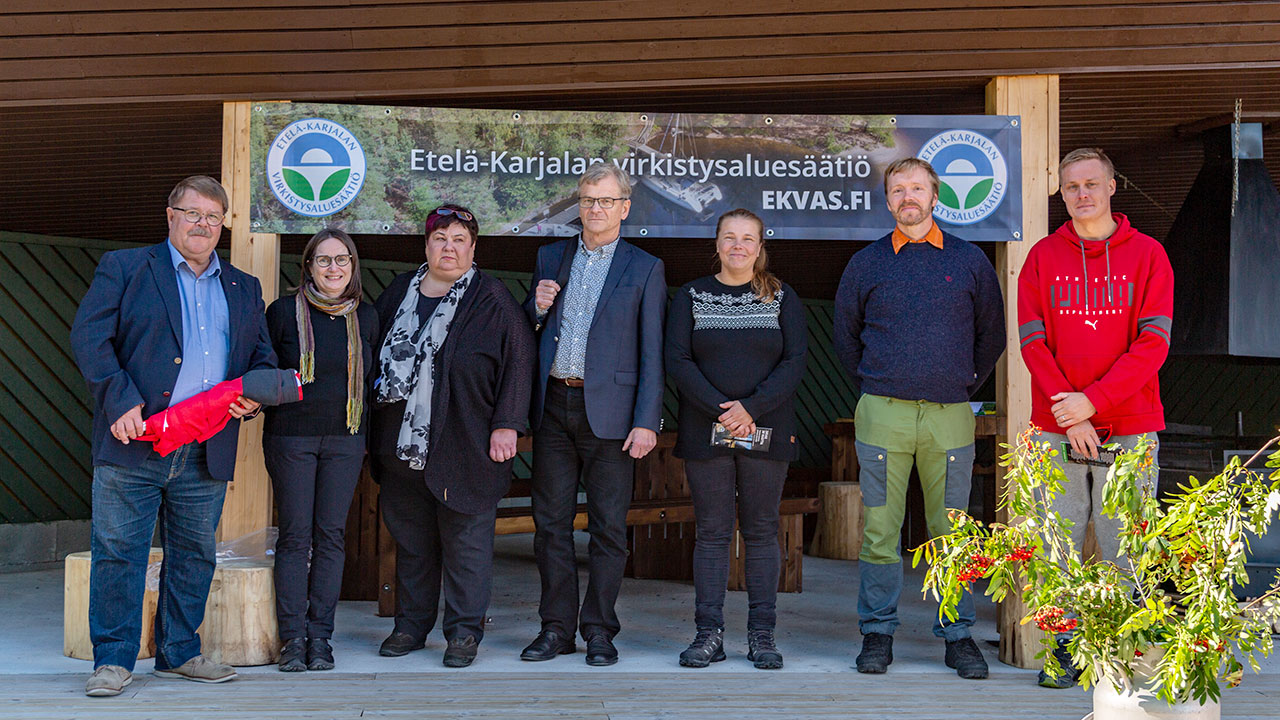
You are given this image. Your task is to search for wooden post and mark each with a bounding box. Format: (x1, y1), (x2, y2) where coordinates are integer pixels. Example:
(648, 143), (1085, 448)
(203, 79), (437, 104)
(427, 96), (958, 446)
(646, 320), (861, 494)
(986, 75), (1059, 669)
(218, 101), (280, 541)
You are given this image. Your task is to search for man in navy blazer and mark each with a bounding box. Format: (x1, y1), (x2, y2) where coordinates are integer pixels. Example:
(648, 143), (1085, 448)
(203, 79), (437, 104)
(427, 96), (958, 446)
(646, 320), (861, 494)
(519, 164), (666, 666)
(70, 176), (276, 696)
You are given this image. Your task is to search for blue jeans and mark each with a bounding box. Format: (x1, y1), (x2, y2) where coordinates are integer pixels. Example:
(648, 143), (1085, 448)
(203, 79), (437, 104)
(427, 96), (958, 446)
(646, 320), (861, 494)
(858, 558), (976, 641)
(89, 444), (226, 671)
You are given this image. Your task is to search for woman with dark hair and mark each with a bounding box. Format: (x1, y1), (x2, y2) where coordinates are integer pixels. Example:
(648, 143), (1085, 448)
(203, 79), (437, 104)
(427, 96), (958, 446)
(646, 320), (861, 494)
(665, 208), (808, 670)
(371, 204), (534, 668)
(263, 228), (379, 672)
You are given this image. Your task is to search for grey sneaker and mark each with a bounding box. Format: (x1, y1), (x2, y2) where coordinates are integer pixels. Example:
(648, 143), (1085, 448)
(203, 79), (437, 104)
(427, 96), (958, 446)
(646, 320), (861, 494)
(747, 629), (784, 670)
(153, 655), (237, 684)
(678, 627), (726, 668)
(85, 665), (132, 697)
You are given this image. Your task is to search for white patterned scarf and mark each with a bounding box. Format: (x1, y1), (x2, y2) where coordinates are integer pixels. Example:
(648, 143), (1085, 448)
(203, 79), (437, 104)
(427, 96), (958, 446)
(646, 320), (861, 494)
(376, 262), (476, 470)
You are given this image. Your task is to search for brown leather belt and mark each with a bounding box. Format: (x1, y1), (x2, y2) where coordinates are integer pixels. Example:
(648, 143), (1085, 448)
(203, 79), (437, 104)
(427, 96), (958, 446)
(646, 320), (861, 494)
(553, 377), (585, 388)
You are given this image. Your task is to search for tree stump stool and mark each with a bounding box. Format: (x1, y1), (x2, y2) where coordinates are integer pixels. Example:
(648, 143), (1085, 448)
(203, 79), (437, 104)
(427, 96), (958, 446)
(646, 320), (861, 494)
(64, 549), (163, 661)
(202, 556), (278, 666)
(810, 481), (864, 560)
(63, 550), (278, 666)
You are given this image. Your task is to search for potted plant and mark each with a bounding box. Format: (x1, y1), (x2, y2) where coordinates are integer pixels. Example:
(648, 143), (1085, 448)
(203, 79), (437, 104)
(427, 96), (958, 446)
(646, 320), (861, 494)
(916, 428), (1280, 719)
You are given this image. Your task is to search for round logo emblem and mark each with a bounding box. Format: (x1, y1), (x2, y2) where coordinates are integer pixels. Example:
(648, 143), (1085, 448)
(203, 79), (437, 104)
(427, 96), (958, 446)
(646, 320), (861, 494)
(917, 130), (1008, 225)
(266, 118), (366, 217)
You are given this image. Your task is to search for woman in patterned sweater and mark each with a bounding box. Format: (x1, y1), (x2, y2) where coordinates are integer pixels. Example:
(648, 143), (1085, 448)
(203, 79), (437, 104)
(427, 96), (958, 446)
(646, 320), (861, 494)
(665, 209), (808, 669)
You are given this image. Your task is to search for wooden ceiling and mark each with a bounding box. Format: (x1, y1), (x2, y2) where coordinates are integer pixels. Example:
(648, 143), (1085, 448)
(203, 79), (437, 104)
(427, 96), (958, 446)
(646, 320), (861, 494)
(4, 1), (1279, 105)
(2, 2), (1279, 296)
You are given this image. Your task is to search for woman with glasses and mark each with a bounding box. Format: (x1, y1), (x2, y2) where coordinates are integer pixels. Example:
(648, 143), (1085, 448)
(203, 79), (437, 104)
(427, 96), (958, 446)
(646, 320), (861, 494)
(263, 228), (380, 672)
(665, 208), (807, 670)
(371, 204), (535, 667)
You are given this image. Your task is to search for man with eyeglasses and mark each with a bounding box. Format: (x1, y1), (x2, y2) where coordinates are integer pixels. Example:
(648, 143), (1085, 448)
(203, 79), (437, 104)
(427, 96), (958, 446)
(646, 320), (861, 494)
(521, 163), (667, 666)
(70, 175), (276, 696)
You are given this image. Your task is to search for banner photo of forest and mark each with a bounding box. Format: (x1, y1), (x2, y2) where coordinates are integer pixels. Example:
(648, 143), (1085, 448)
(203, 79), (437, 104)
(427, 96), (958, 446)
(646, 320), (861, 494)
(249, 102), (1022, 241)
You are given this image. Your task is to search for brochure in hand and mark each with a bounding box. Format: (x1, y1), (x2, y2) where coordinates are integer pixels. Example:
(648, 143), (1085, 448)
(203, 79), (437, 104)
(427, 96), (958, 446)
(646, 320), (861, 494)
(710, 422), (773, 452)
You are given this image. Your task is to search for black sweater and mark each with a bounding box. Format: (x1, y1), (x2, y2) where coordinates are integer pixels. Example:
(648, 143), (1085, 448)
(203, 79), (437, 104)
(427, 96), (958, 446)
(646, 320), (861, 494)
(665, 276), (808, 462)
(370, 271), (535, 515)
(263, 296), (379, 437)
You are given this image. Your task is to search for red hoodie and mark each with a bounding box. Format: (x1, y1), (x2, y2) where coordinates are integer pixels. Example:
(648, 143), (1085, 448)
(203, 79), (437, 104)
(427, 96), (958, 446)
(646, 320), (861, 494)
(1017, 213), (1174, 436)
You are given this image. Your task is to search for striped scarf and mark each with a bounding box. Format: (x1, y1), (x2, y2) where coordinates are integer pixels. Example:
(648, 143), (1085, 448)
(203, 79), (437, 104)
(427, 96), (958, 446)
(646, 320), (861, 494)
(296, 285), (363, 434)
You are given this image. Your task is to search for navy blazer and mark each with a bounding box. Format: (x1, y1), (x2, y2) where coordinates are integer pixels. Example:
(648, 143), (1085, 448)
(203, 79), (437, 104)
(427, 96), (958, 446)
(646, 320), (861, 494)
(524, 236), (666, 440)
(70, 241), (277, 481)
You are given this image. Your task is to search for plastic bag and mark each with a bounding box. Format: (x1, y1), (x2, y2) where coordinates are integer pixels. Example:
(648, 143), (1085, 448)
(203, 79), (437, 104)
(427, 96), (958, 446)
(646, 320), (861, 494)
(143, 527), (278, 590)
(215, 527), (278, 568)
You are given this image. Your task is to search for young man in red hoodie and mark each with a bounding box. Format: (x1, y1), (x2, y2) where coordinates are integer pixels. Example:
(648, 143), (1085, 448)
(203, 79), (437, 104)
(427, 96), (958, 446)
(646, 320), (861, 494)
(1017, 147), (1174, 688)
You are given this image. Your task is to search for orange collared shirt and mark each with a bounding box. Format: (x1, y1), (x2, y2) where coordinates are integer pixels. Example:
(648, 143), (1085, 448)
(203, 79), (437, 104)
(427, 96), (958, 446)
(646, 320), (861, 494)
(891, 222), (944, 254)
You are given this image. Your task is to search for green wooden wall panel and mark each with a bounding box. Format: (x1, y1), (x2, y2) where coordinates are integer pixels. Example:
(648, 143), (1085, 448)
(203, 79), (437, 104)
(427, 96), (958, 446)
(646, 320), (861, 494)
(0, 379), (84, 521)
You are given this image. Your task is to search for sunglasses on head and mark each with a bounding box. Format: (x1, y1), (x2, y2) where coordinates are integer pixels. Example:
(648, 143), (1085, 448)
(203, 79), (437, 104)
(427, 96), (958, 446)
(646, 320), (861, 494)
(430, 207), (474, 223)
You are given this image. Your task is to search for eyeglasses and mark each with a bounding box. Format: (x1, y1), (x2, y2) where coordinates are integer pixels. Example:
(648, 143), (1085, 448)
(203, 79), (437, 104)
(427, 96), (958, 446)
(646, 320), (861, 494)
(170, 207), (225, 226)
(430, 207), (474, 222)
(311, 254), (352, 268)
(578, 197), (628, 209)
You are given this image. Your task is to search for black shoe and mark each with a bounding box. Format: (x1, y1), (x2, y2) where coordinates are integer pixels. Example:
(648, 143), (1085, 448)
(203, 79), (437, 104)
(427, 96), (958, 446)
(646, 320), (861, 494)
(277, 637), (307, 672)
(585, 634), (618, 666)
(443, 635), (479, 668)
(379, 631), (425, 657)
(747, 629), (784, 670)
(944, 637), (989, 679)
(856, 632), (894, 674)
(519, 630), (576, 661)
(306, 638), (335, 671)
(1037, 639), (1082, 688)
(678, 628), (726, 668)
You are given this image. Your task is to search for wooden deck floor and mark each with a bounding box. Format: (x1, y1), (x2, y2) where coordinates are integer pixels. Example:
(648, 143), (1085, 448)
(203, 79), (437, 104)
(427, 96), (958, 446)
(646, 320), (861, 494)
(7, 671), (1280, 720)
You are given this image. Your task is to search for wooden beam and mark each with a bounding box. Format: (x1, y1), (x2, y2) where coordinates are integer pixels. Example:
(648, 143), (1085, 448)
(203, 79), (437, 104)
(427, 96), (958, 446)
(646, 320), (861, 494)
(986, 74), (1058, 669)
(217, 100), (280, 542)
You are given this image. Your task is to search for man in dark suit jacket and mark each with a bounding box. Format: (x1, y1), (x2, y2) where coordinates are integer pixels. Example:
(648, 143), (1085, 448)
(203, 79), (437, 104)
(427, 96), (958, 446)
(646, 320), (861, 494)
(519, 164), (667, 666)
(70, 176), (276, 697)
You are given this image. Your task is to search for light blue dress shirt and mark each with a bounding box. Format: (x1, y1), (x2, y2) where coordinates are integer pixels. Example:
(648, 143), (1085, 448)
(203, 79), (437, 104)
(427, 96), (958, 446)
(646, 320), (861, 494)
(167, 240), (230, 405)
(550, 236), (618, 379)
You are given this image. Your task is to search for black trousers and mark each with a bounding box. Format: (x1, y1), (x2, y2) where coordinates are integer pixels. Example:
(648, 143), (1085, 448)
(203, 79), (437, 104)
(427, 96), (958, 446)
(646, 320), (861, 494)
(685, 454), (788, 632)
(531, 381), (636, 640)
(374, 454), (496, 644)
(263, 433), (366, 641)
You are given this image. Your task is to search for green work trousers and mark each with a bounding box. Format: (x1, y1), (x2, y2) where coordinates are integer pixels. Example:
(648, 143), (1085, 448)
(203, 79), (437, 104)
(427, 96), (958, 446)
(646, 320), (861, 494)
(854, 393), (976, 639)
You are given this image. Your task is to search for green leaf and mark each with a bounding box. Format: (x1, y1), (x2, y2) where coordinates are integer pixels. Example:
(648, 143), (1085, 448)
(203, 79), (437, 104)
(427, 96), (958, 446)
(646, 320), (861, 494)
(938, 182), (961, 209)
(964, 178), (994, 209)
(283, 168), (314, 201)
(318, 168), (351, 201)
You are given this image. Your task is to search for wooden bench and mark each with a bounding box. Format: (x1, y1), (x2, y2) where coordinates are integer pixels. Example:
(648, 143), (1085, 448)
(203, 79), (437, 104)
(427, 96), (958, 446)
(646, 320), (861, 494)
(343, 433), (821, 616)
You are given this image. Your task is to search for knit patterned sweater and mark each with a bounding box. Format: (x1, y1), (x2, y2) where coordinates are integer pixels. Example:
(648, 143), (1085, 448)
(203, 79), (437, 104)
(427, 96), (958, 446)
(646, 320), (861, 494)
(665, 275), (808, 461)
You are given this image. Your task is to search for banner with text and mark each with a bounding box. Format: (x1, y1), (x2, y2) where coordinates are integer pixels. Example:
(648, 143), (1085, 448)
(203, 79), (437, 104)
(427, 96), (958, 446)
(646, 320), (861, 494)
(250, 103), (1022, 241)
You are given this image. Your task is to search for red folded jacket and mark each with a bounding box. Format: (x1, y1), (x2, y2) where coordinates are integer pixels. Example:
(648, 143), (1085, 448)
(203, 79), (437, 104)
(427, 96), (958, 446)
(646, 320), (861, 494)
(137, 371), (302, 457)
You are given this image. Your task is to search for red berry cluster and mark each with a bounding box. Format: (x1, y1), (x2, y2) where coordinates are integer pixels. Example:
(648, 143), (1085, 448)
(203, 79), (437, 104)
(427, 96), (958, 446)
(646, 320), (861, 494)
(956, 552), (995, 583)
(1004, 545), (1035, 563)
(1034, 606), (1079, 633)
(1191, 639), (1225, 653)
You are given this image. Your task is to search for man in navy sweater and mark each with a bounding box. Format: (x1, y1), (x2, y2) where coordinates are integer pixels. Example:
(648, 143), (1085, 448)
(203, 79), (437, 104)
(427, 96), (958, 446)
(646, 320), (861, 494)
(834, 157), (1005, 680)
